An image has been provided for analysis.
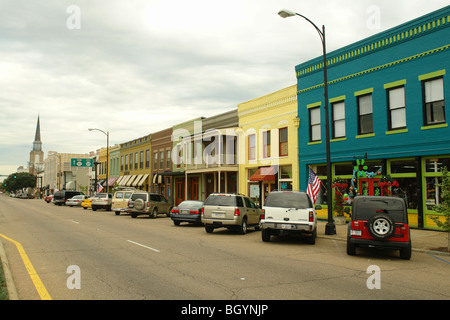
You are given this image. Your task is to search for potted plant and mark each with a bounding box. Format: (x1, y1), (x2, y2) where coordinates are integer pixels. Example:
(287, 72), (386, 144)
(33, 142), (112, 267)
(332, 177), (348, 224)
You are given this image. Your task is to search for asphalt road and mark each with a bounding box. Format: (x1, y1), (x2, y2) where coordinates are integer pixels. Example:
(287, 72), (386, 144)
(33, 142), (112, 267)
(0, 194), (449, 301)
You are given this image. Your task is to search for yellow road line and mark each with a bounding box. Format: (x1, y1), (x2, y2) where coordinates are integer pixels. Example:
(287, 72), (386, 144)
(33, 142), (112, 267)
(0, 234), (52, 300)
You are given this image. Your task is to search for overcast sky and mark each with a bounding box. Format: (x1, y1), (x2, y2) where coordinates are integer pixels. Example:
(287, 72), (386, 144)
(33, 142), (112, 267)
(0, 0), (448, 176)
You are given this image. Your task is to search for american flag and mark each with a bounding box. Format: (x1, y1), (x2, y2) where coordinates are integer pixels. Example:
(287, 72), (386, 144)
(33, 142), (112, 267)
(307, 168), (321, 204)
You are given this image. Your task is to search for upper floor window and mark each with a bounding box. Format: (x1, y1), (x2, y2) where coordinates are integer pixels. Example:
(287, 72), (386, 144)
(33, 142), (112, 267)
(279, 127), (288, 157)
(332, 101), (346, 138)
(387, 86), (406, 130)
(357, 94), (373, 135)
(309, 107), (321, 142)
(262, 131), (271, 158)
(248, 134), (256, 161)
(423, 77), (445, 126)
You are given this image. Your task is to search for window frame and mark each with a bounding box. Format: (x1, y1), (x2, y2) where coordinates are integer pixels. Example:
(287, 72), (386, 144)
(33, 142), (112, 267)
(279, 127), (288, 157)
(309, 107), (321, 142)
(387, 85), (407, 131)
(357, 93), (374, 135)
(422, 77), (445, 126)
(331, 100), (346, 139)
(248, 134), (256, 161)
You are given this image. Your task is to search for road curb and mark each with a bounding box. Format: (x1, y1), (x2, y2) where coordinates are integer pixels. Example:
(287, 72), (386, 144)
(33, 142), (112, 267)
(0, 240), (18, 300)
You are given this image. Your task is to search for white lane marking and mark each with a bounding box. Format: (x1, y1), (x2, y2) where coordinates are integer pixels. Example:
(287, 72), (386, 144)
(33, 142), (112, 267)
(68, 220), (80, 224)
(127, 240), (160, 253)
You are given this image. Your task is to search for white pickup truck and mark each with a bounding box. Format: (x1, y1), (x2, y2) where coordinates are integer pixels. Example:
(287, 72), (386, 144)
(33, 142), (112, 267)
(260, 191), (317, 244)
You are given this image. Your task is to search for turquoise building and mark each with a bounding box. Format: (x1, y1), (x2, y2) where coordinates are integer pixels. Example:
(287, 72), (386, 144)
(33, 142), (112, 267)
(296, 6), (450, 229)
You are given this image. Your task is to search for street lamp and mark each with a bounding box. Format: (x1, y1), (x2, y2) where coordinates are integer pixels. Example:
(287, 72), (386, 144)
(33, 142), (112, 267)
(89, 128), (110, 194)
(278, 9), (336, 235)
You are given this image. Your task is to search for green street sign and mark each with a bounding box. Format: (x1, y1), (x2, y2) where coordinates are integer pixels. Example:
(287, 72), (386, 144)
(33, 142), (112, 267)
(71, 158), (93, 168)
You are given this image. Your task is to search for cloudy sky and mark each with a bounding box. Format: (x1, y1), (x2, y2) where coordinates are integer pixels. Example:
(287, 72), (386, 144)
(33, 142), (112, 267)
(0, 0), (448, 176)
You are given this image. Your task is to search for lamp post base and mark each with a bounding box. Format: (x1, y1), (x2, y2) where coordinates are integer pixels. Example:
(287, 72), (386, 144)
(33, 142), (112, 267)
(325, 222), (336, 235)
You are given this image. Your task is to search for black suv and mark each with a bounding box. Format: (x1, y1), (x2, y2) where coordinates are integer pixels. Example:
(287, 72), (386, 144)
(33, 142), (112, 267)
(347, 196), (412, 260)
(53, 190), (84, 206)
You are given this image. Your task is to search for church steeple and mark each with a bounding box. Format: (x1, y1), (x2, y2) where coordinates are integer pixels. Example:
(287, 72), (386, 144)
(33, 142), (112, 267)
(33, 115), (42, 152)
(29, 115), (44, 175)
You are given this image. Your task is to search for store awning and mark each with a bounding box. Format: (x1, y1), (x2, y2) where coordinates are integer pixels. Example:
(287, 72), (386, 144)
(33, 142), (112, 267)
(132, 175), (143, 187)
(153, 173), (165, 184)
(249, 166), (276, 182)
(126, 175), (137, 186)
(137, 174), (149, 187)
(119, 175), (131, 186)
(106, 177), (119, 187)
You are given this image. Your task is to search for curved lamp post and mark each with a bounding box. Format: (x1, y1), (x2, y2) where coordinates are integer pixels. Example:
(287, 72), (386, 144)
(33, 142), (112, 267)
(278, 9), (336, 235)
(89, 128), (109, 194)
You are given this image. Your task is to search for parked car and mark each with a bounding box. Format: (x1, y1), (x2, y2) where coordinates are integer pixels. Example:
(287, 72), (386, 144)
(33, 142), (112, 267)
(347, 196), (411, 260)
(260, 191), (317, 244)
(53, 191), (84, 206)
(44, 194), (54, 203)
(66, 195), (88, 207)
(91, 193), (113, 211)
(112, 188), (136, 215)
(81, 197), (93, 210)
(201, 193), (261, 234)
(171, 200), (204, 226)
(127, 192), (172, 218)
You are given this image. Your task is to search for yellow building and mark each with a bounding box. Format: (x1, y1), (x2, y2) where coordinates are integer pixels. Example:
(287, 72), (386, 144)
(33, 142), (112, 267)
(117, 134), (152, 191)
(238, 85), (299, 207)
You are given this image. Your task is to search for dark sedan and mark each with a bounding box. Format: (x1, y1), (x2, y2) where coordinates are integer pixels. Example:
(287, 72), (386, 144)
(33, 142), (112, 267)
(170, 200), (204, 226)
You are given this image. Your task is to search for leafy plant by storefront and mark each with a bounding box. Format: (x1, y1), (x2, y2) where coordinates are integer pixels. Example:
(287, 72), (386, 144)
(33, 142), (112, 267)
(430, 167), (450, 252)
(332, 177), (348, 217)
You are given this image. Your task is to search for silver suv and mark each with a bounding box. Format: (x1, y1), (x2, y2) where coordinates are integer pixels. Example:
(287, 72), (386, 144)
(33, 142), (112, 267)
(201, 193), (262, 234)
(91, 193), (113, 211)
(127, 192), (172, 218)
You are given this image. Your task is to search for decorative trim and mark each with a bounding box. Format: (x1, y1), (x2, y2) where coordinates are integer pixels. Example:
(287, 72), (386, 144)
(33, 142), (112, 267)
(421, 123), (448, 130)
(307, 102), (321, 109)
(329, 95), (346, 103)
(418, 69), (446, 81)
(385, 128), (408, 135)
(384, 79), (407, 89)
(355, 133), (375, 139)
(354, 88), (374, 97)
(298, 44), (450, 95)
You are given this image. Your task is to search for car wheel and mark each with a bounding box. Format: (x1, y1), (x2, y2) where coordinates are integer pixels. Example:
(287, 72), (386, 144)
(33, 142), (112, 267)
(368, 213), (395, 240)
(115, 211), (120, 216)
(131, 213), (137, 218)
(205, 225), (214, 233)
(92, 206), (97, 211)
(174, 221), (181, 226)
(306, 229), (316, 244)
(167, 207), (172, 217)
(134, 199), (145, 210)
(347, 237), (356, 255)
(262, 229), (271, 242)
(150, 207), (158, 218)
(238, 218), (247, 235)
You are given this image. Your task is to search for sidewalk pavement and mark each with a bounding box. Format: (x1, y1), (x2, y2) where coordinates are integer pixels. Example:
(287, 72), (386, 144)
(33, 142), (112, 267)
(317, 220), (450, 256)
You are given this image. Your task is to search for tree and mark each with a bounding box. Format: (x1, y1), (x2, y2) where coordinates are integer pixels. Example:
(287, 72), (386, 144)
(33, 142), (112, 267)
(2, 172), (36, 193)
(430, 167), (450, 251)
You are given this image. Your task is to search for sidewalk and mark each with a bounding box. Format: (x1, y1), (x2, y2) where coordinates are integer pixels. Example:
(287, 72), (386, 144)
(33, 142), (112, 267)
(317, 220), (450, 256)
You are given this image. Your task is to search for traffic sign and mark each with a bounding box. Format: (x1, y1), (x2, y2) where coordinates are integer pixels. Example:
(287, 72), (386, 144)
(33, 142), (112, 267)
(70, 158), (93, 168)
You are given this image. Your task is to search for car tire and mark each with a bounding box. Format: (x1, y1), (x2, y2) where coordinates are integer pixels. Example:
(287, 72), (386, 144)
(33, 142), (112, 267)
(367, 213), (395, 240)
(173, 221), (181, 226)
(115, 211), (120, 216)
(238, 217), (247, 235)
(205, 225), (214, 233)
(347, 237), (356, 255)
(92, 206), (97, 211)
(262, 229), (271, 242)
(151, 207), (158, 218)
(131, 213), (137, 218)
(306, 229), (316, 244)
(134, 199), (145, 210)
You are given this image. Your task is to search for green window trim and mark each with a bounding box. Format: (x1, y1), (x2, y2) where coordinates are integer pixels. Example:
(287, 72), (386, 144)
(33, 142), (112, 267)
(355, 133), (375, 139)
(418, 69), (446, 81)
(421, 123), (448, 130)
(386, 129), (408, 135)
(384, 79), (407, 89)
(354, 88), (374, 97)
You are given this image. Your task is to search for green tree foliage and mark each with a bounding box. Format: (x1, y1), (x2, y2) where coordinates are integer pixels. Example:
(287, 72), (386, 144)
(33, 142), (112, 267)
(430, 167), (450, 251)
(1, 172), (36, 193)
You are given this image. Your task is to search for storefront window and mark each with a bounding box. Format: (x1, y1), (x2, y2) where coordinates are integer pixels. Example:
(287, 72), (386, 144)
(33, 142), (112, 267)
(426, 158), (450, 173)
(425, 177), (442, 210)
(334, 163), (353, 176)
(391, 177), (419, 209)
(279, 165), (293, 191)
(390, 159), (416, 174)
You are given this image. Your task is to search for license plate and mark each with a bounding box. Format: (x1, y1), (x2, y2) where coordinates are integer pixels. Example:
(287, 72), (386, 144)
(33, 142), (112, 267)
(281, 224), (292, 230)
(181, 209), (190, 214)
(212, 213), (225, 218)
(351, 230), (362, 236)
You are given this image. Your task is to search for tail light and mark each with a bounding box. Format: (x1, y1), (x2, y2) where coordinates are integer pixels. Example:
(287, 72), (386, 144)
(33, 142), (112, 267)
(190, 210), (200, 214)
(201, 207), (204, 215)
(309, 210), (314, 222)
(147, 202), (150, 208)
(261, 209), (265, 220)
(171, 209), (179, 214)
(234, 208), (240, 216)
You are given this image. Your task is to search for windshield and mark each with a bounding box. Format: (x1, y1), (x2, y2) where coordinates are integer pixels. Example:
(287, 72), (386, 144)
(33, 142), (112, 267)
(354, 197), (406, 222)
(204, 195), (239, 207)
(264, 192), (312, 209)
(178, 201), (204, 208)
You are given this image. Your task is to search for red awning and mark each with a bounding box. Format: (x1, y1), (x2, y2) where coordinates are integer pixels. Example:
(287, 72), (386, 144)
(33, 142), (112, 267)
(249, 166), (276, 182)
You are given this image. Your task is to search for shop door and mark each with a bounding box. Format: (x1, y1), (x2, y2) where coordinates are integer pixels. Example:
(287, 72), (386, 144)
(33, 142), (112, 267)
(358, 178), (381, 196)
(175, 178), (184, 205)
